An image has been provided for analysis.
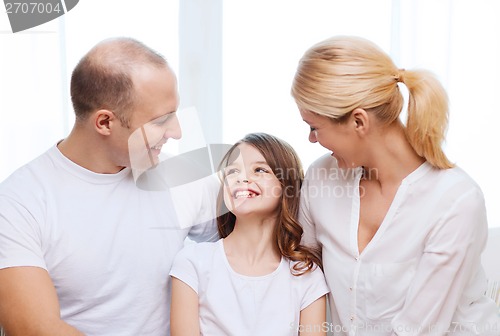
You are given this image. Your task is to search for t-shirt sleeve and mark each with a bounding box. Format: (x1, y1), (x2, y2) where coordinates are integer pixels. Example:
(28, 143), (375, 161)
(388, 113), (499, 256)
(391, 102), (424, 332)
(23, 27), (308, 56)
(169, 244), (200, 294)
(300, 264), (330, 310)
(0, 195), (46, 270)
(188, 219), (219, 243)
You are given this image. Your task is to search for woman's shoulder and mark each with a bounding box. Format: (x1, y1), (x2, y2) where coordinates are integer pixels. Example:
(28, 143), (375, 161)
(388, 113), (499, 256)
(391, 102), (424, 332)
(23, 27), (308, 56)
(429, 164), (484, 196)
(305, 154), (362, 183)
(307, 153), (338, 170)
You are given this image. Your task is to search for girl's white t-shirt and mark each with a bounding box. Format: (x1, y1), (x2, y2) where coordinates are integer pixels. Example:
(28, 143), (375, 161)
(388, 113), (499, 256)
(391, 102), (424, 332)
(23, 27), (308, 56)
(170, 239), (329, 336)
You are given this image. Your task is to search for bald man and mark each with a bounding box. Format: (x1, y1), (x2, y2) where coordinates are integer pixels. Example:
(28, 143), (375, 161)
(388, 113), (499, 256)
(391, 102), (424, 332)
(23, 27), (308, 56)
(0, 38), (217, 335)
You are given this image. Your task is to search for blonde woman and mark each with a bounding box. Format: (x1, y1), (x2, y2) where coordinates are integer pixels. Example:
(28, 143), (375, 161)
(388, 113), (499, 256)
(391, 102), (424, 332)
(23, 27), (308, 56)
(291, 36), (499, 335)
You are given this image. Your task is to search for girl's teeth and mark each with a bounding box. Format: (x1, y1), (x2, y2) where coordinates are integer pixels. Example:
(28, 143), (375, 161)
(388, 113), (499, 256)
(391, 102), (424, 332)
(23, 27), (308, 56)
(235, 191), (255, 198)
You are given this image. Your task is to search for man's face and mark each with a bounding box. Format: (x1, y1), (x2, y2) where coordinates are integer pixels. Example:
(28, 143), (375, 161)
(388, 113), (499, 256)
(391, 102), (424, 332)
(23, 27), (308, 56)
(124, 65), (181, 172)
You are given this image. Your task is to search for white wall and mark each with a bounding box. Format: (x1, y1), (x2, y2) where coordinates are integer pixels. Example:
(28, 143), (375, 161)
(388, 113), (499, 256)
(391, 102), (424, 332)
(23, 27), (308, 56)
(1, 0), (499, 227)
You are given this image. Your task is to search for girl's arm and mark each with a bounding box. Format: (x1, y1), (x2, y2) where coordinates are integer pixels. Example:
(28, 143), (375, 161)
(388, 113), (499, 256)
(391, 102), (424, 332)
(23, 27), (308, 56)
(170, 276), (200, 336)
(299, 295), (327, 336)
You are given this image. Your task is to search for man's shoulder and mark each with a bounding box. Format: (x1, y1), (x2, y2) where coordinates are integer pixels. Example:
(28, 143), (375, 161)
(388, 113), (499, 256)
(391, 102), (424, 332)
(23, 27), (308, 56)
(0, 147), (56, 196)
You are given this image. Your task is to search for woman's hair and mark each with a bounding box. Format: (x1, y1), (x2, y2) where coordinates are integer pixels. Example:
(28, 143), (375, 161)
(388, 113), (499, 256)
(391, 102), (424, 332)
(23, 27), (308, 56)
(216, 132), (321, 275)
(291, 35), (453, 169)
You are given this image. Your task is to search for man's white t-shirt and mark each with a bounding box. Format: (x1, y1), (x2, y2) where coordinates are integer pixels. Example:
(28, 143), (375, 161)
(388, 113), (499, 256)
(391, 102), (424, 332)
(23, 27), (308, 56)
(170, 239), (330, 336)
(0, 145), (218, 335)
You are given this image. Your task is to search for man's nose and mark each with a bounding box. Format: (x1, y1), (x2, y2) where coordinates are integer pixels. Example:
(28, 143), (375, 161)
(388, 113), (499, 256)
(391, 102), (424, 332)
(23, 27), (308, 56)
(165, 114), (182, 140)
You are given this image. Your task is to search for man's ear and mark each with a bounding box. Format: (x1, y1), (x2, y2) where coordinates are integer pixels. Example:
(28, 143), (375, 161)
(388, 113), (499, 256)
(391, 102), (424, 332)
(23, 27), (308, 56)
(352, 108), (369, 136)
(94, 109), (115, 136)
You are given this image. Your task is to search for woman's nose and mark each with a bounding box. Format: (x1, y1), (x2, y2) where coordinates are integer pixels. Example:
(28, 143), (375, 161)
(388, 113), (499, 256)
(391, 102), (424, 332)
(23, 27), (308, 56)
(308, 130), (317, 143)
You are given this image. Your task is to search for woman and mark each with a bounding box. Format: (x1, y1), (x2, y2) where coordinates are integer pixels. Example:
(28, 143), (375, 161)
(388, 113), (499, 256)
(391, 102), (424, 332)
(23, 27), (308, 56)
(170, 133), (329, 335)
(291, 36), (499, 335)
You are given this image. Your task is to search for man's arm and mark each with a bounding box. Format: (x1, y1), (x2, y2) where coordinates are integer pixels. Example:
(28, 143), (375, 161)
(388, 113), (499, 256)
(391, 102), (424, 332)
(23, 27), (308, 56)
(0, 266), (84, 336)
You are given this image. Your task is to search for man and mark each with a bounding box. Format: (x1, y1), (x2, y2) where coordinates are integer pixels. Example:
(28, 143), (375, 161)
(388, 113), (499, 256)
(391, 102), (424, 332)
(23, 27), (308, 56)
(0, 38), (217, 335)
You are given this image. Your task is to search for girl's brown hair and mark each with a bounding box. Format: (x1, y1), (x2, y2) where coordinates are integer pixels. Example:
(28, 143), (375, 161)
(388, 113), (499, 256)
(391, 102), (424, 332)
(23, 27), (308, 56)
(217, 133), (321, 275)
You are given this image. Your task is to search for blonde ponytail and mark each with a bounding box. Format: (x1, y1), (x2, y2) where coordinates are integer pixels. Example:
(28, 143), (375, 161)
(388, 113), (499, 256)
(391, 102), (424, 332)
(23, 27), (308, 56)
(400, 69), (454, 169)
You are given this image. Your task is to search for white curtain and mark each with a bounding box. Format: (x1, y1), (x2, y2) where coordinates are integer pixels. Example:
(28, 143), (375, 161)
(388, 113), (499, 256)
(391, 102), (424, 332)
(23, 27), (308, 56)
(1, 0), (498, 227)
(0, 0), (179, 180)
(222, 0), (500, 227)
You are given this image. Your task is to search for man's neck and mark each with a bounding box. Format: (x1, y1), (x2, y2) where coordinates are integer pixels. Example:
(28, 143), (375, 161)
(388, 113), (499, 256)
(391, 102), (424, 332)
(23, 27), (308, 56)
(58, 128), (124, 174)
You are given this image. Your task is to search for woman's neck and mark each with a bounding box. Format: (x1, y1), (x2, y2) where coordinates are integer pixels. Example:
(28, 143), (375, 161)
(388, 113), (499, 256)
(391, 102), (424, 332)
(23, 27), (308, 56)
(362, 122), (425, 187)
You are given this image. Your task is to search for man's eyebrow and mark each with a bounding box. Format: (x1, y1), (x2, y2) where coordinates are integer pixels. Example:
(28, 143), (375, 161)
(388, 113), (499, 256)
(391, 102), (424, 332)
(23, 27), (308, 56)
(149, 111), (176, 123)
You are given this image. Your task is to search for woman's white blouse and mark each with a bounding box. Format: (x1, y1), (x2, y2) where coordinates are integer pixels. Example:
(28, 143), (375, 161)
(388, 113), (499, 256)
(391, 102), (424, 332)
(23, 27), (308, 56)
(299, 154), (499, 336)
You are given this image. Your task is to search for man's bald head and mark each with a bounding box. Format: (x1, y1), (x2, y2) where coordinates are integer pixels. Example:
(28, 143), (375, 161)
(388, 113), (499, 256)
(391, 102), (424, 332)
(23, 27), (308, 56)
(70, 37), (171, 127)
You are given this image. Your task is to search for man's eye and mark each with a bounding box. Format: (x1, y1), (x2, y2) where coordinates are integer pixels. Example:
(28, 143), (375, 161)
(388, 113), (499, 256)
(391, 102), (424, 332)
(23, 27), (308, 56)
(154, 115), (171, 125)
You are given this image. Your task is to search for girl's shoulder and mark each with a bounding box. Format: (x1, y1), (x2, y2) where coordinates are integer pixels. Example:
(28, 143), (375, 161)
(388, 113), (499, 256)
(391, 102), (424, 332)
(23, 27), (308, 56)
(286, 260), (325, 279)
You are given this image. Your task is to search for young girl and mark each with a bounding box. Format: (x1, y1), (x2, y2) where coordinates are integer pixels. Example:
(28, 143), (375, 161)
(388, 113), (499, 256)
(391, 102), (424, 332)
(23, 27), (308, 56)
(170, 133), (329, 335)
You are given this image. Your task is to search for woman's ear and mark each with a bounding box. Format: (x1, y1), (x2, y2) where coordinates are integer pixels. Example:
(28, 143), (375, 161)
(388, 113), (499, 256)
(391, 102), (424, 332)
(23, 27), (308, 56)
(352, 108), (370, 136)
(93, 109), (115, 136)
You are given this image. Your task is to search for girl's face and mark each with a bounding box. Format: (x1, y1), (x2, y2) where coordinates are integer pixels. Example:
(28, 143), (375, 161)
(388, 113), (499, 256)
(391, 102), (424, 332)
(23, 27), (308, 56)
(300, 109), (359, 169)
(222, 143), (282, 219)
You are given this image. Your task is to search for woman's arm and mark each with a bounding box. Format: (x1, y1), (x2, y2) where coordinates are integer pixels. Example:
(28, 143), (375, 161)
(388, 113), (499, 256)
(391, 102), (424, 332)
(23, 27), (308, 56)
(392, 187), (492, 334)
(299, 295), (327, 336)
(170, 277), (200, 336)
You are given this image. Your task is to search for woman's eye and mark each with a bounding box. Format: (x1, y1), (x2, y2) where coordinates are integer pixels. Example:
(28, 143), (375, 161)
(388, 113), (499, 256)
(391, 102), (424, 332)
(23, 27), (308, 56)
(310, 126), (317, 132)
(255, 167), (269, 173)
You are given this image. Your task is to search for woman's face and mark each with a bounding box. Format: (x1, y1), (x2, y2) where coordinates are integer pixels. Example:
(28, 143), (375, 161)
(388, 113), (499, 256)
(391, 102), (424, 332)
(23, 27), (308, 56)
(222, 143), (282, 219)
(300, 109), (359, 169)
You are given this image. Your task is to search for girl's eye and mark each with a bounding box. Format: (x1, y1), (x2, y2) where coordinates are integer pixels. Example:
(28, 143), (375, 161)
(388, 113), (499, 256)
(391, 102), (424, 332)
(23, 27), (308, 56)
(225, 168), (239, 175)
(255, 167), (269, 173)
(310, 126), (317, 132)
